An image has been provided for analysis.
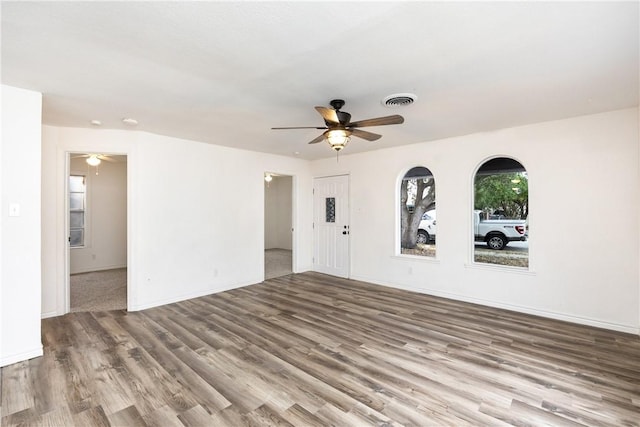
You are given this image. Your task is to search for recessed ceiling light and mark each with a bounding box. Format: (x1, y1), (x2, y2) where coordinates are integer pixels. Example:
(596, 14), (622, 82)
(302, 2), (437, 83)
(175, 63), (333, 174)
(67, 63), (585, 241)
(122, 118), (138, 126)
(382, 93), (417, 108)
(90, 120), (102, 126)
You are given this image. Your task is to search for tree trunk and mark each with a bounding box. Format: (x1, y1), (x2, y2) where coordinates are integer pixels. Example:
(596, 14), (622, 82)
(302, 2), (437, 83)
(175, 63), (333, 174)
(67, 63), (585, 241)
(401, 178), (434, 249)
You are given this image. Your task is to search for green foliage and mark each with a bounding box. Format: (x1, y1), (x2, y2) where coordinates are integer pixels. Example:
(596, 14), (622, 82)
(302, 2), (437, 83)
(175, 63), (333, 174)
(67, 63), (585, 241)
(474, 172), (528, 219)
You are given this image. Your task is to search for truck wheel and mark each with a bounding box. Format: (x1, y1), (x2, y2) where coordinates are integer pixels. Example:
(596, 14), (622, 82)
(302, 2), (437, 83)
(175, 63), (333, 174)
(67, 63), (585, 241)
(486, 234), (507, 250)
(417, 230), (430, 244)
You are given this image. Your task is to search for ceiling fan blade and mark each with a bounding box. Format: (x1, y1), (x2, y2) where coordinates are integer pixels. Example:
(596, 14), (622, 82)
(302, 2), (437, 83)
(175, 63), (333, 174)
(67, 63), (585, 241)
(348, 114), (404, 128)
(315, 106), (340, 124)
(336, 110), (351, 125)
(308, 133), (327, 145)
(99, 156), (117, 163)
(271, 126), (327, 130)
(350, 129), (382, 142)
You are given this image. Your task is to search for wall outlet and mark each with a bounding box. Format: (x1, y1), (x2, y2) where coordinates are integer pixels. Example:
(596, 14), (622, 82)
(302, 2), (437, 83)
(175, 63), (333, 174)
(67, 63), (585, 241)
(9, 203), (20, 217)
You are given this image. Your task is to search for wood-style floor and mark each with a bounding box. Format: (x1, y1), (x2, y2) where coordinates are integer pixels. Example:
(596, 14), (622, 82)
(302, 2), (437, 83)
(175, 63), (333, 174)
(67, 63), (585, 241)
(2, 272), (639, 426)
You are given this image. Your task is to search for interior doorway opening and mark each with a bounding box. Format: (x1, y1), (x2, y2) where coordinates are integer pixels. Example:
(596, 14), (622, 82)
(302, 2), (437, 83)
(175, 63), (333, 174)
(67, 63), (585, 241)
(68, 153), (128, 312)
(264, 173), (293, 280)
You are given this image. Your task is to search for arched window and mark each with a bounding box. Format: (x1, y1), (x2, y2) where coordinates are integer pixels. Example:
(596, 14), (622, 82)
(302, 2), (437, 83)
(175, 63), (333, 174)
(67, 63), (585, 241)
(400, 166), (436, 257)
(473, 157), (528, 268)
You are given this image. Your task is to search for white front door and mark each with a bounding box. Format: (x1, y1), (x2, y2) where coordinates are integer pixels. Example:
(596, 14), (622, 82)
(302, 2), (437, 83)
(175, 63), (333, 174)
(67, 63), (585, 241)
(313, 175), (349, 278)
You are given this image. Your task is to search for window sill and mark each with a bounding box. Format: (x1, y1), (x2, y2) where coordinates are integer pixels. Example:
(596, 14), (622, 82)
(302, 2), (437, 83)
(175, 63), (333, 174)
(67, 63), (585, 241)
(392, 254), (440, 264)
(464, 262), (536, 275)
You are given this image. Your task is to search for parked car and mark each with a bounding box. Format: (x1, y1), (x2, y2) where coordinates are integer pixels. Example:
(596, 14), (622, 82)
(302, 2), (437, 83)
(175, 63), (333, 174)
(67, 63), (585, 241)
(417, 209), (436, 244)
(474, 210), (527, 250)
(416, 209), (527, 249)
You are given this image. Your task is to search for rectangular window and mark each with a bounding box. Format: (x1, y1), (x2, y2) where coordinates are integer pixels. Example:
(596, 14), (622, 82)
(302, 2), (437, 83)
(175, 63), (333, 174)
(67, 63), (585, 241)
(325, 197), (336, 223)
(69, 175), (86, 247)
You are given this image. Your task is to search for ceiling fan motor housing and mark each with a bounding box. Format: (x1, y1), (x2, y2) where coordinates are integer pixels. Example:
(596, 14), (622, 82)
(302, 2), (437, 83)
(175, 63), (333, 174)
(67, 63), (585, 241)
(329, 99), (345, 110)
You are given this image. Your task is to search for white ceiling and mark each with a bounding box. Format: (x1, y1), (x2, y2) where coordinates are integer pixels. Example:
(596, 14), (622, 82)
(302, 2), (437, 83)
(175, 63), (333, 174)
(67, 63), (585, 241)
(2, 1), (638, 160)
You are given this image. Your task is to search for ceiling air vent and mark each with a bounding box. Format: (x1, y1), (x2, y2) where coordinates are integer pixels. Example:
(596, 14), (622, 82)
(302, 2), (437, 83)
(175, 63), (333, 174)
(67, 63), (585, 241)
(382, 93), (417, 108)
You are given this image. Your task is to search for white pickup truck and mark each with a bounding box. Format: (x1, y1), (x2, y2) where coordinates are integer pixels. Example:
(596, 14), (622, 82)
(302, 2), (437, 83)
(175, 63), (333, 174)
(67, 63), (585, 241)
(417, 210), (527, 249)
(417, 210), (436, 244)
(474, 210), (527, 250)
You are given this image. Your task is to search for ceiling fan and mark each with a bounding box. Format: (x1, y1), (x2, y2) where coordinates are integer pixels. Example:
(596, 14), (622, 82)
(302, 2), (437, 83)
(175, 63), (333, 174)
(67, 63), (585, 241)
(272, 99), (404, 152)
(71, 153), (117, 166)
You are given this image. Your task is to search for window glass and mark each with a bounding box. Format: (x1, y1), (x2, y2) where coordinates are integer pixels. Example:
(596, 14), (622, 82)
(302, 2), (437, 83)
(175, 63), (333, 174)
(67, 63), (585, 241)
(69, 193), (84, 210)
(70, 175), (86, 247)
(70, 211), (84, 228)
(69, 229), (84, 247)
(326, 197), (336, 223)
(69, 176), (85, 192)
(400, 166), (436, 257)
(473, 158), (528, 267)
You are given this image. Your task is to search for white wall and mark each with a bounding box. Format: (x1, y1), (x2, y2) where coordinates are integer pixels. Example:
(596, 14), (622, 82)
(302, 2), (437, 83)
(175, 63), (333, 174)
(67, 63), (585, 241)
(265, 175), (292, 250)
(70, 157), (127, 274)
(1, 85), (43, 367)
(41, 126), (312, 317)
(311, 108), (640, 334)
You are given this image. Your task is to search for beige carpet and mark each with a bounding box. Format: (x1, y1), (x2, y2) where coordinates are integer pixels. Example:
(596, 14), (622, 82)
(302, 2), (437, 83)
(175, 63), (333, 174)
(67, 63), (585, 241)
(265, 249), (292, 280)
(70, 268), (127, 312)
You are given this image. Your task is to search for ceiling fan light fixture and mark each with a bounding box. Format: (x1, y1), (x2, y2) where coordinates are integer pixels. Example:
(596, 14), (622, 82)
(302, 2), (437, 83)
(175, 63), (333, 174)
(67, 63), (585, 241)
(326, 129), (351, 152)
(86, 154), (101, 166)
(264, 173), (273, 183)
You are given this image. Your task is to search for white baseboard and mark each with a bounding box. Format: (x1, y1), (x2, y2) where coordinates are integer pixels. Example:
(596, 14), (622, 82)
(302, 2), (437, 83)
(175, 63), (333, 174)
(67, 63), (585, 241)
(1, 346), (43, 368)
(41, 310), (59, 319)
(70, 264), (127, 275)
(129, 278), (261, 312)
(350, 274), (639, 335)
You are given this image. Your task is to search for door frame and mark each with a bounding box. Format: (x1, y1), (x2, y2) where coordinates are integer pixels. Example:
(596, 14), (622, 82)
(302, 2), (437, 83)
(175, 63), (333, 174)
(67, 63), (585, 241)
(263, 172), (296, 279)
(63, 150), (131, 314)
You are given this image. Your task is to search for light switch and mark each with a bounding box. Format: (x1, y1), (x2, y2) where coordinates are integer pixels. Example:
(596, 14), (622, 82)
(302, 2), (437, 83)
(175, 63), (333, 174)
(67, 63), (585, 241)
(9, 203), (20, 217)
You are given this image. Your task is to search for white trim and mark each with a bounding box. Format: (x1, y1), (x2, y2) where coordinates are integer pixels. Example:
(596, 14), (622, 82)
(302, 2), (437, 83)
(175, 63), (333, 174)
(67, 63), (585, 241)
(128, 279), (259, 312)
(351, 274), (639, 335)
(391, 254), (440, 264)
(0, 346), (43, 368)
(57, 145), (133, 317)
(291, 175), (298, 273)
(69, 264), (128, 275)
(263, 171), (297, 279)
(464, 262), (536, 275)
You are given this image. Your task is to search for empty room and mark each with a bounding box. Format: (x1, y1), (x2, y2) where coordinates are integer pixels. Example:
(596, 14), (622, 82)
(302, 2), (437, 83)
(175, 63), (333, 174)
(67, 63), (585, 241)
(1, 2), (639, 426)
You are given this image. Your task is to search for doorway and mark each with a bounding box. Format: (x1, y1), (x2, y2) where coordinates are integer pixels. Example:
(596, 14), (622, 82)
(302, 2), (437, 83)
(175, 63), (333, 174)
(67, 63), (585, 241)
(68, 153), (128, 312)
(313, 175), (350, 278)
(264, 173), (293, 280)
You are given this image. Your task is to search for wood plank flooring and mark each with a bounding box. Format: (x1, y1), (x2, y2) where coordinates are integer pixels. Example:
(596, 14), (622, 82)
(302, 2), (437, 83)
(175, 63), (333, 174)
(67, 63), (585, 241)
(2, 272), (639, 426)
